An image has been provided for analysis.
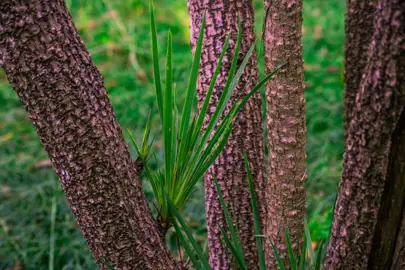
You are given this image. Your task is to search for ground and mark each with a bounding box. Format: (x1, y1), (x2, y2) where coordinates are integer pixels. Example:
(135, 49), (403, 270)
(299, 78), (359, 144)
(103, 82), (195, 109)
(0, 0), (344, 268)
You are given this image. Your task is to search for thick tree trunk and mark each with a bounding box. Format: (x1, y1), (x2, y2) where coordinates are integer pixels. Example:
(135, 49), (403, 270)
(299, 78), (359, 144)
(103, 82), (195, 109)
(0, 1), (177, 269)
(263, 0), (306, 268)
(188, 0), (266, 268)
(392, 206), (405, 269)
(343, 0), (377, 138)
(325, 0), (405, 268)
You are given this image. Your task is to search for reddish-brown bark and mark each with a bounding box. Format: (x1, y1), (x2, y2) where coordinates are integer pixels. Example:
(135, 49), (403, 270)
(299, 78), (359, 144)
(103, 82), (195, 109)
(0, 1), (178, 269)
(344, 0), (377, 137)
(325, 0), (405, 268)
(188, 0), (266, 268)
(263, 0), (307, 268)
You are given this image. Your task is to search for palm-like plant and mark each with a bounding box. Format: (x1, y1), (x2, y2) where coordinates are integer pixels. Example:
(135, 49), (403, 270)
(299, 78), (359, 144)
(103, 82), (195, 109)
(129, 0), (285, 230)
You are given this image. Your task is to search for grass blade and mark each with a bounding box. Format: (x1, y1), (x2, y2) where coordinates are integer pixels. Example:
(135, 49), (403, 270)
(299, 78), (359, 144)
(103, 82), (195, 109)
(243, 152), (266, 270)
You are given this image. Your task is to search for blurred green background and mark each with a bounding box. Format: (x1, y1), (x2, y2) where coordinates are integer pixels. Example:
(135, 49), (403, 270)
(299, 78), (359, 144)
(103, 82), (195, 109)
(0, 0), (344, 269)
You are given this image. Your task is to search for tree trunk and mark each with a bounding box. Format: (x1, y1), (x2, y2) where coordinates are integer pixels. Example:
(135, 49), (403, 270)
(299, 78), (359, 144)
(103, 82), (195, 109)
(0, 1), (178, 269)
(263, 0), (306, 268)
(344, 0), (377, 138)
(392, 206), (405, 269)
(188, 0), (266, 268)
(325, 0), (405, 268)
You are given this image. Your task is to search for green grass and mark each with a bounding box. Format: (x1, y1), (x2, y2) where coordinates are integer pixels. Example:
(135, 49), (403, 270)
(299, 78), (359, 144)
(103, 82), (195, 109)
(0, 0), (345, 268)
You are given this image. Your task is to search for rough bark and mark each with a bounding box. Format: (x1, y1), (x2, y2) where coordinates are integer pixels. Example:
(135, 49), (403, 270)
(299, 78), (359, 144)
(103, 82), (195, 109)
(392, 206), (405, 270)
(0, 1), (178, 269)
(263, 0), (306, 268)
(344, 0), (377, 137)
(325, 0), (405, 268)
(368, 111), (405, 269)
(188, 0), (266, 268)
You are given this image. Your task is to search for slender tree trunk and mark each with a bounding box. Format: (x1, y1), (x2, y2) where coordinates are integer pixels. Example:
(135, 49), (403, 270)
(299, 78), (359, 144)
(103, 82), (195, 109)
(325, 0), (405, 268)
(344, 0), (377, 138)
(263, 0), (306, 267)
(188, 0), (266, 268)
(0, 1), (177, 269)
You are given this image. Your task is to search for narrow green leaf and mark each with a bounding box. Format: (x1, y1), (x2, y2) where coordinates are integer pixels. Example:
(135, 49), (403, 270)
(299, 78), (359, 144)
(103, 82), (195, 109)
(178, 124), (233, 208)
(304, 220), (315, 262)
(171, 84), (178, 197)
(192, 122), (233, 182)
(230, 62), (288, 118)
(141, 112), (152, 160)
(176, 34), (231, 195)
(183, 26), (243, 182)
(192, 34), (231, 144)
(285, 229), (298, 270)
(100, 259), (115, 270)
(128, 130), (143, 161)
(270, 240), (286, 270)
(243, 152), (266, 270)
(149, 0), (163, 120)
(167, 196), (211, 270)
(220, 227), (247, 270)
(315, 241), (324, 270)
(186, 60), (286, 195)
(164, 31), (173, 199)
(196, 26), (242, 154)
(299, 231), (307, 270)
(194, 61), (288, 176)
(213, 178), (246, 268)
(226, 40), (256, 101)
(145, 166), (160, 206)
(172, 219), (202, 270)
(179, 11), (206, 154)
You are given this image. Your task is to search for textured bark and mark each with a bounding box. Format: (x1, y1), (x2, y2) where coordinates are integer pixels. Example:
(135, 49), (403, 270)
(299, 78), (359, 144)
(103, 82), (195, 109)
(344, 0), (377, 137)
(325, 0), (405, 268)
(0, 1), (178, 269)
(368, 111), (405, 269)
(188, 0), (266, 269)
(263, 0), (306, 268)
(392, 206), (405, 270)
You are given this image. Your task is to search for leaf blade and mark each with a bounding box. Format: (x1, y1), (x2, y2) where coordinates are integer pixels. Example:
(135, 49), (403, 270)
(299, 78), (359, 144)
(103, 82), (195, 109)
(244, 152), (266, 270)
